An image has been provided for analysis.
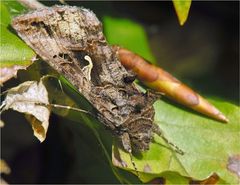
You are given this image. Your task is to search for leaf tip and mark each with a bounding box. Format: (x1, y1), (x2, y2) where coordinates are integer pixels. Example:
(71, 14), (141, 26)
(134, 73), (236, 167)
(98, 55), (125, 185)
(173, 0), (192, 26)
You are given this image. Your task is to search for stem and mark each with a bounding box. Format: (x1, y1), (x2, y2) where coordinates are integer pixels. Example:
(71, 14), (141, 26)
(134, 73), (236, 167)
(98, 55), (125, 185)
(17, 0), (45, 10)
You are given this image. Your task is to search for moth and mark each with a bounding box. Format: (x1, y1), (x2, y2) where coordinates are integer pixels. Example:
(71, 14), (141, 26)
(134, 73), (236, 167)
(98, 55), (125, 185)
(12, 5), (165, 155)
(12, 5), (227, 159)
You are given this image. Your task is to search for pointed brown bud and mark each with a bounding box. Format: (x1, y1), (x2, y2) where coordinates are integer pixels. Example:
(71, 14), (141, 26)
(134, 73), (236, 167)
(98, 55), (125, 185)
(115, 46), (228, 123)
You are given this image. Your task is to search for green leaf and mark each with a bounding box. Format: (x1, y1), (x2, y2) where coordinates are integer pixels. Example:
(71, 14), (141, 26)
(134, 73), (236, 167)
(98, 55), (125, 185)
(0, 1), (35, 84)
(0, 27), (35, 67)
(103, 16), (156, 64)
(173, 0), (192, 26)
(1, 0), (27, 17)
(113, 98), (240, 184)
(0, 2), (11, 26)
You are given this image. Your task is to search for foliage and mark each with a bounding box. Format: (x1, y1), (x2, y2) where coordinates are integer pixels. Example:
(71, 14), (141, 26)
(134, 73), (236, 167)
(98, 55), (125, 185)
(1, 1), (239, 184)
(0, 1), (35, 84)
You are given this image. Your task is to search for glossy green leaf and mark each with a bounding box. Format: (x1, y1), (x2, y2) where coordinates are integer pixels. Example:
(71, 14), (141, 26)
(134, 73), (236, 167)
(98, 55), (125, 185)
(103, 16), (156, 64)
(0, 1), (35, 84)
(173, 0), (192, 26)
(113, 98), (240, 184)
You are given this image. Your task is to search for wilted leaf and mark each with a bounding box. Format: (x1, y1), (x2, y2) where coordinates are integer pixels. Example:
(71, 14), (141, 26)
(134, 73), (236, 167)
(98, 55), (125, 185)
(1, 81), (50, 142)
(173, 0), (192, 26)
(103, 16), (156, 64)
(113, 99), (240, 184)
(0, 2), (36, 84)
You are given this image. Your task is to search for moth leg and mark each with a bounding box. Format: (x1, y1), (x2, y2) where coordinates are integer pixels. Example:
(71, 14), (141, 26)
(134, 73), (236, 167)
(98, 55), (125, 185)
(121, 132), (132, 153)
(121, 133), (139, 176)
(152, 124), (184, 155)
(145, 90), (161, 105)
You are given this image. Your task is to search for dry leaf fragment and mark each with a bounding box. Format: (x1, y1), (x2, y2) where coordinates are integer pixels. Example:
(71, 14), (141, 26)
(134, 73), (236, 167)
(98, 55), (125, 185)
(0, 159), (11, 175)
(1, 80), (50, 142)
(0, 120), (4, 127)
(0, 159), (10, 185)
(0, 65), (27, 85)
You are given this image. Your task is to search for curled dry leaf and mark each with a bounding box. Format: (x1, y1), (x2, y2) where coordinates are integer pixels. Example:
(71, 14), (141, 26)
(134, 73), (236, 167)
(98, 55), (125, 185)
(1, 80), (50, 142)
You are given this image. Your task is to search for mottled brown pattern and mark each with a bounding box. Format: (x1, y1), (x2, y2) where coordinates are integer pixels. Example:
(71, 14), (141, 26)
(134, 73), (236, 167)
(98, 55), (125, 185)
(12, 5), (159, 152)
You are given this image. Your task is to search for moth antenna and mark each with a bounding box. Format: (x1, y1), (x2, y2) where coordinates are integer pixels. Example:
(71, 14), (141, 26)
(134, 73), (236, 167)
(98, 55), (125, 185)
(153, 124), (184, 155)
(128, 149), (140, 179)
(49, 103), (95, 117)
(159, 133), (184, 155)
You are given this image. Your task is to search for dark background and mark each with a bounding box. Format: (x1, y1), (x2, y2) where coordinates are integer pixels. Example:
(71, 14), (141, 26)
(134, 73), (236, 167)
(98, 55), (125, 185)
(1, 1), (239, 183)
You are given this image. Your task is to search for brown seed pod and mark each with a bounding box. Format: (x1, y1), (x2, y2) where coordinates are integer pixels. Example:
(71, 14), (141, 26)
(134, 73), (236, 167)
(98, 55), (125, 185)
(115, 46), (228, 123)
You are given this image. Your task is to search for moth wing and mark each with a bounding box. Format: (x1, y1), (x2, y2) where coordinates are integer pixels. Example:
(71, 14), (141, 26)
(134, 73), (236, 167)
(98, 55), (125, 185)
(11, 6), (96, 95)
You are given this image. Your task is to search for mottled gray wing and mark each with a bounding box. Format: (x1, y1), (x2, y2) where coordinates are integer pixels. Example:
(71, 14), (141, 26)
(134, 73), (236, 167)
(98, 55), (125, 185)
(12, 5), (129, 97)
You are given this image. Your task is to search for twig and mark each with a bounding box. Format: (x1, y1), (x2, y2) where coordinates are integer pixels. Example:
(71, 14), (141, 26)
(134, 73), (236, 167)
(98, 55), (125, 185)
(17, 0), (45, 10)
